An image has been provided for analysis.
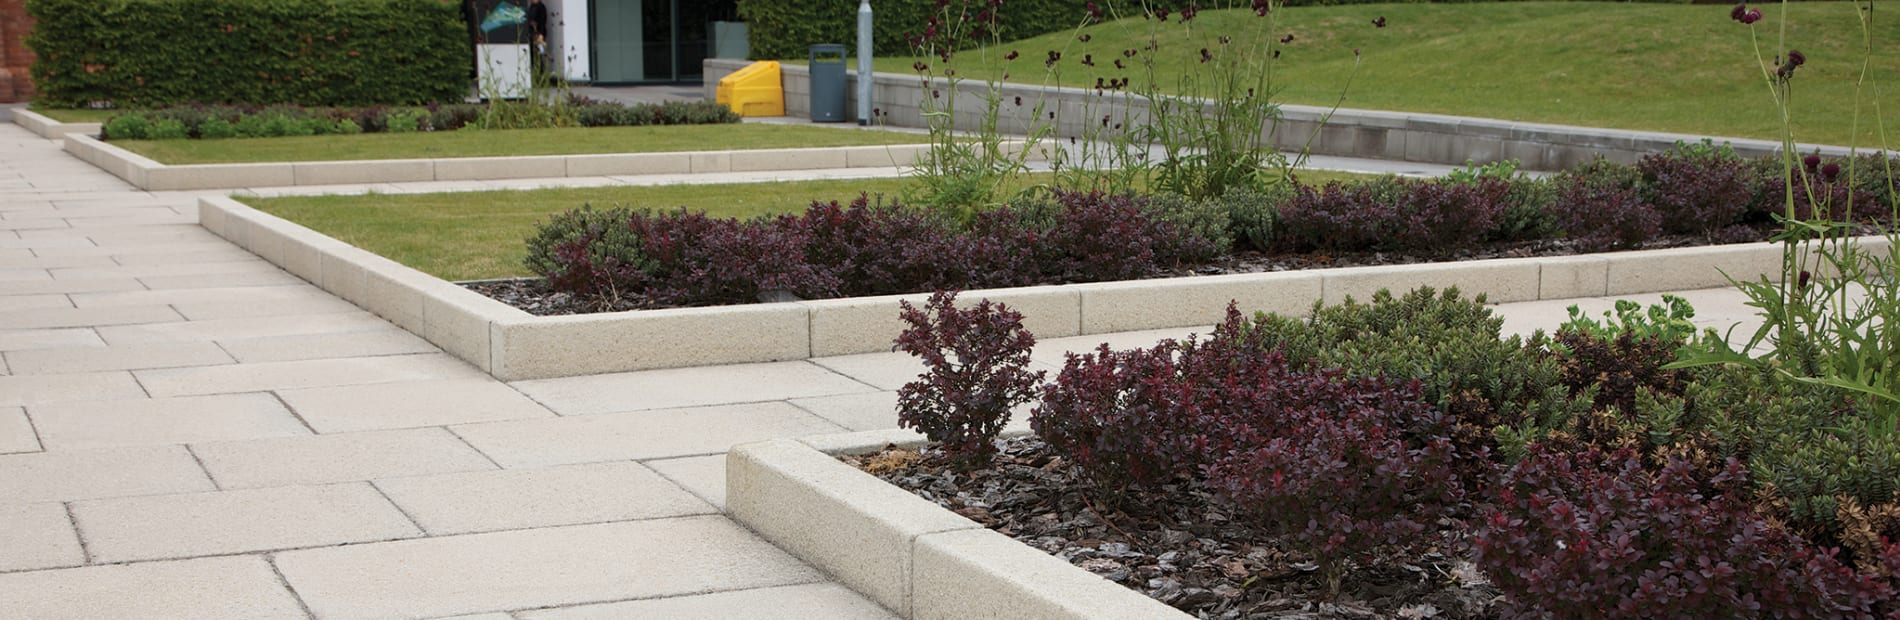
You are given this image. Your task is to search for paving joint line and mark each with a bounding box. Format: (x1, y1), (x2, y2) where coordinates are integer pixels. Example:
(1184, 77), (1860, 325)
(181, 444), (225, 491)
(364, 480), (432, 535)
(263, 553), (321, 620)
(264, 390), (322, 436)
(803, 358), (892, 393)
(441, 425), (509, 471)
(60, 502), (93, 565)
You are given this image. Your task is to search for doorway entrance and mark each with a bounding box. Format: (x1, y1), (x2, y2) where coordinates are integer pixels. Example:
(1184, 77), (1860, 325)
(590, 0), (736, 84)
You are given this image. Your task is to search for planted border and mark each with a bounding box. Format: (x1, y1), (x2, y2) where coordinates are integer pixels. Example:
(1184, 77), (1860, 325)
(196, 195), (1867, 381)
(11, 109), (100, 140)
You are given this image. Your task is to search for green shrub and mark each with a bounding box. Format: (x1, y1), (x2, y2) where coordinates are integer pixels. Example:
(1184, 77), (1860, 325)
(102, 113), (152, 140)
(384, 110), (424, 133)
(523, 205), (646, 295)
(147, 118), (189, 140)
(1218, 185), (1287, 252)
(737, 0), (1099, 60)
(27, 0), (470, 108)
(1140, 192), (1234, 261)
(198, 117), (238, 139)
(331, 118), (363, 135)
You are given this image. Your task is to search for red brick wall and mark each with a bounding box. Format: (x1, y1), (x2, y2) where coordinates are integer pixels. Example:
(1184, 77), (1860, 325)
(0, 0), (36, 103)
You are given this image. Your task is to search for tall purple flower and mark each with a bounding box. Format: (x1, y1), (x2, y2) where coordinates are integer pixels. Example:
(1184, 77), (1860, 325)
(1373, 16), (1387, 28)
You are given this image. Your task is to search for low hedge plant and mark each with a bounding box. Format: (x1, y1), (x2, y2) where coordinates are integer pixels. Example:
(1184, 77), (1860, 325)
(99, 99), (740, 141)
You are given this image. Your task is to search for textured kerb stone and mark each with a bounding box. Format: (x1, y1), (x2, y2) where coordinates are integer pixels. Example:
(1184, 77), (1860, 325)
(728, 438), (981, 616)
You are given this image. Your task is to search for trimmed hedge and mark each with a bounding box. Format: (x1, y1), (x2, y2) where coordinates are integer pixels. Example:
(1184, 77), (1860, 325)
(736, 0), (1104, 61)
(27, 0), (470, 108)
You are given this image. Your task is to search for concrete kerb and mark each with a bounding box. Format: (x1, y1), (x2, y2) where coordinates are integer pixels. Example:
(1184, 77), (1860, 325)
(68, 138), (974, 191)
(201, 194), (1830, 381)
(727, 433), (1191, 619)
(11, 109), (103, 140)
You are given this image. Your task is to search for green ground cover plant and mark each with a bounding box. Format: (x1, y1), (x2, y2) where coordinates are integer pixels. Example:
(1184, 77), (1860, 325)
(113, 124), (928, 165)
(863, 2), (1899, 147)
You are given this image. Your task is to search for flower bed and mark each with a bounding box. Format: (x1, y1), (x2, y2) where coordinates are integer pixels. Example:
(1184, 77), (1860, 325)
(97, 98), (739, 141)
(855, 287), (1900, 617)
(512, 148), (1898, 314)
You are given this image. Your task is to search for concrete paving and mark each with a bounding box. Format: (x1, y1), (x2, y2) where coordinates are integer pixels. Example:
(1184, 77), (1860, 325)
(0, 119), (1772, 618)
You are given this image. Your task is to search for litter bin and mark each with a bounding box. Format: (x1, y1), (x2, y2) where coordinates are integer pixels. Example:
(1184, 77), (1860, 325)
(809, 44), (848, 122)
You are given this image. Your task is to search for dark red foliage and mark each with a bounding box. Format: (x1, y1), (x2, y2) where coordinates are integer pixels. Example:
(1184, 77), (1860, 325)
(795, 195), (973, 297)
(1275, 178), (1508, 254)
(1475, 448), (1900, 619)
(1556, 175), (1661, 251)
(1032, 190), (1203, 282)
(1638, 151), (1754, 235)
(1554, 329), (1689, 417)
(894, 291), (1045, 467)
(629, 210), (838, 306)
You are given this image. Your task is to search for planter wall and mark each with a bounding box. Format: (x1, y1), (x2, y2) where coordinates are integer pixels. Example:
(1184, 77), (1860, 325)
(703, 58), (1859, 172)
(198, 194), (1868, 381)
(11, 109), (99, 139)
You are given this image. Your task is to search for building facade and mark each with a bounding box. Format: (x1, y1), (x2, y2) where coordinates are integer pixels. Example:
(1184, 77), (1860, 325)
(544, 0), (741, 84)
(0, 0), (34, 103)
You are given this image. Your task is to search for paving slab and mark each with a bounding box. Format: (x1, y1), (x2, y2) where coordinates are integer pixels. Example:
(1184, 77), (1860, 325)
(451, 402), (847, 468)
(0, 555), (307, 619)
(273, 516), (823, 620)
(193, 427), (497, 489)
(96, 312), (394, 344)
(644, 454), (729, 511)
(0, 502), (85, 571)
(789, 391), (902, 431)
(0, 445), (214, 503)
(71, 482), (421, 563)
(49, 259), (274, 280)
(0, 277), (143, 295)
(519, 583), (897, 620)
(0, 371), (146, 406)
(138, 270), (303, 290)
(172, 295), (361, 320)
(0, 304), (181, 329)
(807, 352), (926, 391)
(73, 284), (336, 309)
(216, 328), (438, 363)
(374, 461), (714, 536)
(134, 352), (484, 397)
(3, 341), (232, 374)
(510, 361), (879, 415)
(0, 406), (39, 453)
(0, 293), (74, 311)
(0, 327), (105, 351)
(278, 378), (556, 433)
(26, 393), (309, 450)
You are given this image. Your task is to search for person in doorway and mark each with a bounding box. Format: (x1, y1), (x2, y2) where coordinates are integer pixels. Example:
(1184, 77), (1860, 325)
(526, 0), (550, 78)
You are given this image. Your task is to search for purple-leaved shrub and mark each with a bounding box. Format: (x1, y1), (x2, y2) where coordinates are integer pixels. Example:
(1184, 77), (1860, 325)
(894, 291), (1045, 467)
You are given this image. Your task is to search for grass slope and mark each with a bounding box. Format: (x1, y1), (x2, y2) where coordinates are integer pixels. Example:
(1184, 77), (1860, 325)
(111, 124), (928, 165)
(868, 2), (1899, 147)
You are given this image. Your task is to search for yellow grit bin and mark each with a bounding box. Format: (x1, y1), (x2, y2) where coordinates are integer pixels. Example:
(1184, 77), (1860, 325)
(716, 61), (785, 118)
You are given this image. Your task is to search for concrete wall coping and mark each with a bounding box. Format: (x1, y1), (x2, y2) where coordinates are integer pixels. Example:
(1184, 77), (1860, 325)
(197, 194), (1869, 381)
(727, 435), (1192, 619)
(706, 58), (1875, 168)
(64, 133), (955, 191)
(11, 109), (102, 140)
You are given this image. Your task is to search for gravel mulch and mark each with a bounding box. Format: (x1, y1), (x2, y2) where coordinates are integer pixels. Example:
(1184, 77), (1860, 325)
(845, 437), (1503, 619)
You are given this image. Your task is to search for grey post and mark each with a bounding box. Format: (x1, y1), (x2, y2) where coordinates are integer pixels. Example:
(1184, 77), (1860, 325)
(857, 0), (874, 125)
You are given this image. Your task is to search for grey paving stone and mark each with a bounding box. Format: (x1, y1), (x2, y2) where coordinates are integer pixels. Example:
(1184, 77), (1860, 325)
(0, 304), (182, 329)
(510, 361), (879, 415)
(808, 352), (925, 391)
(0, 502), (85, 571)
(173, 295), (361, 321)
(452, 402), (847, 468)
(217, 328), (437, 363)
(138, 270), (303, 290)
(96, 312), (395, 344)
(26, 393), (309, 450)
(274, 516), (823, 620)
(374, 461), (714, 535)
(0, 555), (307, 619)
(789, 391), (901, 431)
(0, 445), (215, 503)
(0, 327), (105, 351)
(0, 293), (73, 311)
(193, 427), (496, 489)
(50, 259), (275, 280)
(0, 406), (39, 453)
(0, 371), (146, 406)
(135, 353), (485, 397)
(4, 341), (233, 374)
(68, 283), (331, 309)
(520, 583), (898, 620)
(643, 454), (728, 511)
(0, 277), (144, 295)
(71, 482), (421, 563)
(279, 378), (556, 434)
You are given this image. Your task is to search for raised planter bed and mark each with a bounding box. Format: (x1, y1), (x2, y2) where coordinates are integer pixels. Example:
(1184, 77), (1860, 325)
(728, 429), (1191, 620)
(197, 194), (1876, 381)
(69, 134), (980, 191)
(12, 109), (102, 140)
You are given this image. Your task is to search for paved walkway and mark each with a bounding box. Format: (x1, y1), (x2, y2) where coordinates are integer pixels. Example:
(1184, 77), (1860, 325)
(0, 121), (1764, 619)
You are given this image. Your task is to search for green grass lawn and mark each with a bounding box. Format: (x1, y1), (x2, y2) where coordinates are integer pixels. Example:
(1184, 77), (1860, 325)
(246, 169), (1370, 281)
(861, 2), (1899, 147)
(109, 124), (929, 165)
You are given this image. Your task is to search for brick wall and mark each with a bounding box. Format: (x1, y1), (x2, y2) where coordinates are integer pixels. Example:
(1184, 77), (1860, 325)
(0, 0), (35, 103)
